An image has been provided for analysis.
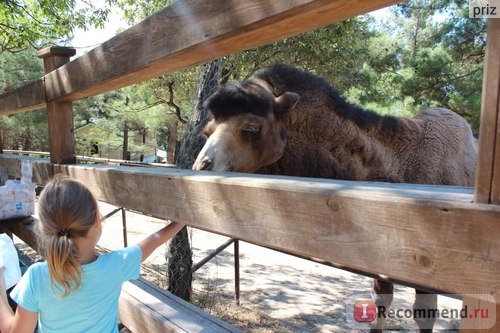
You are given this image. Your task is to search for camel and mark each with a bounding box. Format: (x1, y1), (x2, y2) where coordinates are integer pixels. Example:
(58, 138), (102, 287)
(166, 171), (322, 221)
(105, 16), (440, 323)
(192, 63), (478, 332)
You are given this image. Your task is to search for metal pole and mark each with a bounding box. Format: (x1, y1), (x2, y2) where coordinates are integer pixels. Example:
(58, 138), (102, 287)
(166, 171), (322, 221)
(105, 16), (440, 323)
(193, 238), (235, 272)
(121, 208), (128, 247)
(234, 239), (240, 305)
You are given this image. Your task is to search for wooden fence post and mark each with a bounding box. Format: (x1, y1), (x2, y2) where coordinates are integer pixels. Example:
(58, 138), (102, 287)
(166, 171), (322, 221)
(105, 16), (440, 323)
(37, 47), (77, 164)
(463, 18), (500, 333)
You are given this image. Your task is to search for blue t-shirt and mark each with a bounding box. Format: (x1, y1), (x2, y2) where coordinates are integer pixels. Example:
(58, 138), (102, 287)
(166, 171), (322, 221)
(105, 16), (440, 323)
(10, 245), (142, 333)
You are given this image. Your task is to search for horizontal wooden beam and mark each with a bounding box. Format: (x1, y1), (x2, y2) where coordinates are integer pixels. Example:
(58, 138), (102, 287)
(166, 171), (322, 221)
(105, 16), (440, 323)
(1, 154), (499, 301)
(1, 219), (39, 251)
(0, 80), (46, 116)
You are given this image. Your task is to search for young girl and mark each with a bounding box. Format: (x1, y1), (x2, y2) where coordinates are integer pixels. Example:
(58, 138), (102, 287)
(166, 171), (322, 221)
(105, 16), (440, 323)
(0, 175), (185, 333)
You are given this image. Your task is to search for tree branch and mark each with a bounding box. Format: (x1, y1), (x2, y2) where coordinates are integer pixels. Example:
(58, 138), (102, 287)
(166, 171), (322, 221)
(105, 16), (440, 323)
(166, 81), (187, 124)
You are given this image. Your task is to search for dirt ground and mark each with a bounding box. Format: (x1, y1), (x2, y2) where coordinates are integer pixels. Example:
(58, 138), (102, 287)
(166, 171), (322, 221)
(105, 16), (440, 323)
(12, 202), (462, 332)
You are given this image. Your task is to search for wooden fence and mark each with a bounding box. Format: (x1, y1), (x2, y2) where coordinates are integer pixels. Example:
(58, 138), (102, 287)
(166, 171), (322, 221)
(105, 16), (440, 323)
(0, 1), (499, 331)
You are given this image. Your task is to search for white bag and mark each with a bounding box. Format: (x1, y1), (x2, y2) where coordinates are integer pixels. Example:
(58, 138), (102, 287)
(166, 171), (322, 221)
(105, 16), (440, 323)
(0, 159), (36, 220)
(0, 233), (22, 289)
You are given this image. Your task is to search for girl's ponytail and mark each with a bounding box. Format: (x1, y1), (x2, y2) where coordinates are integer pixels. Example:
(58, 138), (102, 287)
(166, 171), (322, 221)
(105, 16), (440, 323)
(45, 232), (82, 297)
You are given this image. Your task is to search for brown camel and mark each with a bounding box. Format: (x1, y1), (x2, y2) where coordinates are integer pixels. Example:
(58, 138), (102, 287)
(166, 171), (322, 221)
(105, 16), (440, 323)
(192, 63), (478, 332)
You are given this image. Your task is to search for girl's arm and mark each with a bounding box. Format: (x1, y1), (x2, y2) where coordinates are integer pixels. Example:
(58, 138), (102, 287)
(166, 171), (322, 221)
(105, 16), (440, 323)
(137, 221), (185, 262)
(0, 267), (38, 333)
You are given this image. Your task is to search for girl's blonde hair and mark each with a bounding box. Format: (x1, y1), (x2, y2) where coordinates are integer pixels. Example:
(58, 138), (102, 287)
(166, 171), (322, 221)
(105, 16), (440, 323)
(37, 175), (99, 297)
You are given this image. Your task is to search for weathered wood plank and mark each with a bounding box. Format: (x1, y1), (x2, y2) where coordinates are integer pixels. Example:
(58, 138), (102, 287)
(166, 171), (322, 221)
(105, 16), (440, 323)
(2, 219), (38, 251)
(120, 278), (242, 333)
(462, 18), (499, 327)
(463, 18), (500, 333)
(488, 19), (500, 205)
(41, 0), (400, 103)
(475, 19), (500, 204)
(0, 80), (45, 116)
(1, 154), (499, 301)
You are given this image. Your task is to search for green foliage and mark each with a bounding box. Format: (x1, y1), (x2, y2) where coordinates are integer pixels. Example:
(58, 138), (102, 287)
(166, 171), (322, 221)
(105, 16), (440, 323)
(0, 0), (112, 53)
(92, 0), (193, 161)
(221, 18), (375, 92)
(72, 65), (198, 160)
(342, 0), (485, 129)
(0, 48), (43, 91)
(0, 48), (48, 150)
(113, 0), (173, 25)
(0, 110), (48, 151)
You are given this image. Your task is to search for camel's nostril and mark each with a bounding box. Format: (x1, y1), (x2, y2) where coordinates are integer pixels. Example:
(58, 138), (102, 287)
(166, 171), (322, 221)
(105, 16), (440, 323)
(200, 157), (212, 170)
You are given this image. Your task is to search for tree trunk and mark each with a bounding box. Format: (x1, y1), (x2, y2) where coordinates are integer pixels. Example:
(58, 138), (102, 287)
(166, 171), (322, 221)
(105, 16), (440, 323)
(0, 129), (3, 153)
(167, 59), (220, 301)
(122, 122), (129, 160)
(175, 60), (220, 169)
(24, 128), (33, 151)
(167, 121), (178, 164)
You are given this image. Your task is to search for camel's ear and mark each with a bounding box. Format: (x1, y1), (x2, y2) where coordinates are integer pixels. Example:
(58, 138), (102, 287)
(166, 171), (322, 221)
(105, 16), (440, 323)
(274, 92), (299, 117)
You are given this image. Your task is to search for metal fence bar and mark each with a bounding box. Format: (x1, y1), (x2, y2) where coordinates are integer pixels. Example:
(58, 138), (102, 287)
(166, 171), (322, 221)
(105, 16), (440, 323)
(192, 238), (235, 272)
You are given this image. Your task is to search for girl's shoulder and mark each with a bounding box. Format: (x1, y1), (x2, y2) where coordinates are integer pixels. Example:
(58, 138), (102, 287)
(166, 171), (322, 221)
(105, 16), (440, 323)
(14, 261), (50, 293)
(26, 261), (49, 274)
(23, 262), (50, 282)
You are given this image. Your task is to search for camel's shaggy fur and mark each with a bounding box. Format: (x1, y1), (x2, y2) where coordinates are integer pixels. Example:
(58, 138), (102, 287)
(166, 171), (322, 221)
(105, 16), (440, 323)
(195, 63), (477, 187)
(192, 63), (478, 331)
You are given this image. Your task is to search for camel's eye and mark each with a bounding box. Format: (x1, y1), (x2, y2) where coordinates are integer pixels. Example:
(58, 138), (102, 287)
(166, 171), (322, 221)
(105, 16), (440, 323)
(280, 128), (287, 140)
(242, 124), (261, 141)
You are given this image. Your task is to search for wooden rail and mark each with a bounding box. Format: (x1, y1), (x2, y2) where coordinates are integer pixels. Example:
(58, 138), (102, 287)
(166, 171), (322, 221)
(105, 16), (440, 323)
(0, 80), (45, 115)
(2, 154), (499, 302)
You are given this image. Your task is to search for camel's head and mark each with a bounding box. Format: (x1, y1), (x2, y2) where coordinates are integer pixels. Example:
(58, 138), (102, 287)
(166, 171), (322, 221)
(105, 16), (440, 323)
(192, 79), (299, 172)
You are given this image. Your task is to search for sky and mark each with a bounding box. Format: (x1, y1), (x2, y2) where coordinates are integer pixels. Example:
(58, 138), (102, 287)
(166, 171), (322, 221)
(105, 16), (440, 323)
(71, 6), (128, 57)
